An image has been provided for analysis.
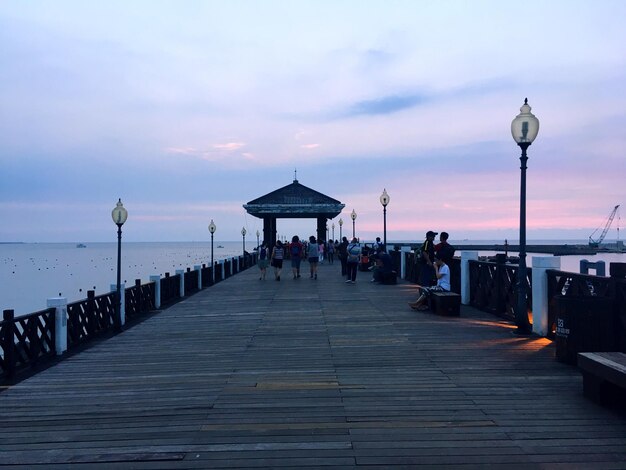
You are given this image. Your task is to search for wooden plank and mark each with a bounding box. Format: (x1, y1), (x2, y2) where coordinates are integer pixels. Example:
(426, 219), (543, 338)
(1, 262), (626, 468)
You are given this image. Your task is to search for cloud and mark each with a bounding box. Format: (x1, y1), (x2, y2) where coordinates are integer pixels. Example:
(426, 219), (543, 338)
(300, 143), (320, 149)
(213, 142), (246, 151)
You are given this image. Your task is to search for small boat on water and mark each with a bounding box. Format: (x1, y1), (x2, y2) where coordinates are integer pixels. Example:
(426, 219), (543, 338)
(76, 243), (87, 248)
(217, 245), (224, 248)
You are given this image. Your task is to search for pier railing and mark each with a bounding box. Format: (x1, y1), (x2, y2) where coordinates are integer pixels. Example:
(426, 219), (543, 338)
(1, 253), (257, 382)
(468, 259), (531, 323)
(1, 308), (56, 378)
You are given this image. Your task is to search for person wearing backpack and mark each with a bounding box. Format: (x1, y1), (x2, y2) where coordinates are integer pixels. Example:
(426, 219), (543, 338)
(307, 236), (320, 280)
(257, 242), (269, 280)
(345, 238), (361, 284)
(290, 235), (304, 279)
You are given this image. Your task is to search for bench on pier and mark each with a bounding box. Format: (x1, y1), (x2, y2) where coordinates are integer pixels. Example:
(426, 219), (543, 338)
(428, 291), (461, 317)
(577, 352), (626, 407)
(379, 270), (397, 285)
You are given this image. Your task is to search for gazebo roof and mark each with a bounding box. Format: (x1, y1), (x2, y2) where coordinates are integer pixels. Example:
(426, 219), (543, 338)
(243, 179), (345, 219)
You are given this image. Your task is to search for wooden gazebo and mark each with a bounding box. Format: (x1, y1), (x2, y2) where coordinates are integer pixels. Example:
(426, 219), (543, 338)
(243, 178), (345, 249)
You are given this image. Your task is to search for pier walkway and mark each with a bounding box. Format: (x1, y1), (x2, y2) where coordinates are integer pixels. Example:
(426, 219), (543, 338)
(1, 262), (625, 469)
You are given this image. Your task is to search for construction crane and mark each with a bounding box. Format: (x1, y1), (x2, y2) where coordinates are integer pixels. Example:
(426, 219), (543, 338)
(589, 205), (620, 247)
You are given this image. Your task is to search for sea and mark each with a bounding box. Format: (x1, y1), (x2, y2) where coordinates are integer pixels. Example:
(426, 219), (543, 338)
(1, 240), (624, 318)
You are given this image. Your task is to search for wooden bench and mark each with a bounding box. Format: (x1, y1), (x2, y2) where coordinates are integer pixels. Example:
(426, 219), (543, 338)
(428, 291), (461, 316)
(577, 352), (626, 407)
(380, 270), (397, 285)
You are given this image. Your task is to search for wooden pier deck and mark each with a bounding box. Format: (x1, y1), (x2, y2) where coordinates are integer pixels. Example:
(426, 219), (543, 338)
(1, 262), (625, 469)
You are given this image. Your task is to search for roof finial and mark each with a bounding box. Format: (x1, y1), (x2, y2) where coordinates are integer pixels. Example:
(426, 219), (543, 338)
(294, 168), (298, 183)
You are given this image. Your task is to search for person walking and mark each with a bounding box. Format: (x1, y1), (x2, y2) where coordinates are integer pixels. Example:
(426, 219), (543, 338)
(345, 237), (361, 283)
(338, 236), (349, 276)
(327, 240), (335, 264)
(289, 235), (304, 279)
(271, 240), (284, 281)
(257, 241), (269, 280)
(307, 236), (320, 280)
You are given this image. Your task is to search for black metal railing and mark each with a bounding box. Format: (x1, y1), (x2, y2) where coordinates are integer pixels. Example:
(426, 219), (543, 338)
(468, 259), (531, 323)
(126, 280), (156, 320)
(1, 308), (56, 378)
(67, 290), (115, 348)
(184, 269), (199, 296)
(546, 269), (617, 341)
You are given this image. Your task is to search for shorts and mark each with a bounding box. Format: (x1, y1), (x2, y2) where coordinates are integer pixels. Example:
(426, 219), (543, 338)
(271, 259), (283, 269)
(291, 258), (302, 269)
(308, 257), (319, 263)
(258, 259), (269, 269)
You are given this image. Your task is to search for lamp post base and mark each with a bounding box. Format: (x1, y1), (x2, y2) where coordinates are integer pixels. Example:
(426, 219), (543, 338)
(512, 326), (533, 336)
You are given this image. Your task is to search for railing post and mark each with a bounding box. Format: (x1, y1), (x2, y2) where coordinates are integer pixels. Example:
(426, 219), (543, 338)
(461, 251), (479, 305)
(47, 297), (68, 356)
(176, 269), (185, 297)
(2, 310), (16, 378)
(135, 279), (142, 313)
(400, 246), (411, 279)
(110, 283), (126, 327)
(220, 260), (225, 280)
(531, 256), (561, 336)
(150, 275), (161, 309)
(195, 265), (202, 290)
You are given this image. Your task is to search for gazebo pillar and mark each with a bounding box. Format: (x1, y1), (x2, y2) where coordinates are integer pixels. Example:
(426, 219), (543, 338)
(316, 217), (327, 243)
(263, 217), (277, 249)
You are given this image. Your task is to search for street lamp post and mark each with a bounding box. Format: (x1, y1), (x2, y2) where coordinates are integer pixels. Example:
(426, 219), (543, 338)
(208, 220), (216, 283)
(338, 218), (343, 240)
(256, 230), (260, 249)
(241, 227), (247, 255)
(111, 199), (128, 332)
(380, 189), (390, 248)
(332, 223), (335, 241)
(351, 209), (357, 239)
(511, 98), (539, 334)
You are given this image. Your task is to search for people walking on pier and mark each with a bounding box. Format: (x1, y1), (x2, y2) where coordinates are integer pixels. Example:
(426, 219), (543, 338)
(319, 241), (325, 263)
(345, 238), (361, 283)
(290, 235), (304, 279)
(257, 242), (269, 280)
(419, 231), (437, 287)
(327, 240), (335, 264)
(307, 236), (320, 279)
(271, 240), (284, 281)
(338, 237), (349, 276)
(409, 255), (450, 310)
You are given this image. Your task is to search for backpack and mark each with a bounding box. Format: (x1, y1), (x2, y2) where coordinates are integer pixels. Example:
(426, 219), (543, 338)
(347, 244), (360, 263)
(290, 243), (301, 257)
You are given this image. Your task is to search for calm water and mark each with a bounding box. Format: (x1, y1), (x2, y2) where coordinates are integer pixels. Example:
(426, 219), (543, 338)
(1, 240), (624, 317)
(1, 241), (246, 316)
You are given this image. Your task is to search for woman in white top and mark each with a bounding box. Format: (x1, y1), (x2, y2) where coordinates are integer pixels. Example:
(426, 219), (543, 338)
(408, 256), (450, 310)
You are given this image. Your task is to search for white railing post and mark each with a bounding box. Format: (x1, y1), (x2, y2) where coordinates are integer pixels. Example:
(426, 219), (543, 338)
(110, 283), (126, 326)
(195, 265), (202, 289)
(176, 270), (185, 297)
(150, 275), (161, 309)
(400, 246), (412, 279)
(220, 260), (225, 279)
(461, 251), (479, 305)
(532, 256), (561, 336)
(47, 297), (67, 356)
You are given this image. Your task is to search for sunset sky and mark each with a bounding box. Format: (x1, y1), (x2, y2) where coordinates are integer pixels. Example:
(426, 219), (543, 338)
(1, 1), (624, 244)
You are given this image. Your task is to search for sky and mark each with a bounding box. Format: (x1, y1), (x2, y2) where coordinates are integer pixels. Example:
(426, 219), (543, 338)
(1, 0), (624, 244)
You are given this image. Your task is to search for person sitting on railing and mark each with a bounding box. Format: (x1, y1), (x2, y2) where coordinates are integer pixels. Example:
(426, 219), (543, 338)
(408, 255), (450, 311)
